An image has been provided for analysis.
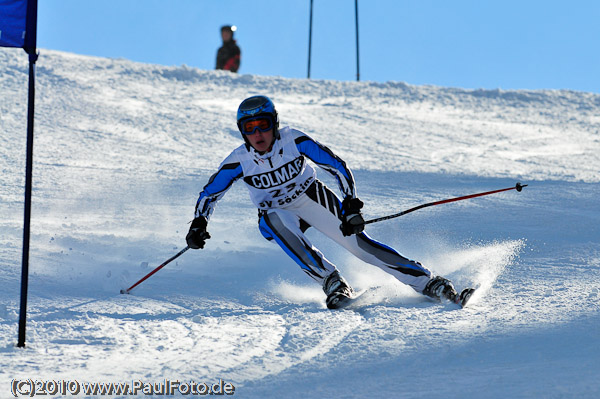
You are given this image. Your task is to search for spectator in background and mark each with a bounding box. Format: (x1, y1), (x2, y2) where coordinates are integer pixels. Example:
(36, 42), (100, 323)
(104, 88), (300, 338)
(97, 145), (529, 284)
(216, 25), (241, 73)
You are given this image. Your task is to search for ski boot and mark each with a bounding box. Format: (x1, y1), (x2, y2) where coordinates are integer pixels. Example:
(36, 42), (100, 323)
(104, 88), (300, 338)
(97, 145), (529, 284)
(423, 276), (458, 302)
(455, 287), (476, 308)
(323, 270), (354, 309)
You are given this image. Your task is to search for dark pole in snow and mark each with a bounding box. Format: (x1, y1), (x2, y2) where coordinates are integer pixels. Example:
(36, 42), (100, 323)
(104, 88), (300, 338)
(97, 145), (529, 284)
(18, 54), (36, 348)
(307, 0), (314, 79)
(355, 0), (360, 81)
(18, 0), (39, 348)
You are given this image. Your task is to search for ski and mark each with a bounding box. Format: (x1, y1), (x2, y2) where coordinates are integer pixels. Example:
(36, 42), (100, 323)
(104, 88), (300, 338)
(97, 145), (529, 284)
(327, 286), (476, 309)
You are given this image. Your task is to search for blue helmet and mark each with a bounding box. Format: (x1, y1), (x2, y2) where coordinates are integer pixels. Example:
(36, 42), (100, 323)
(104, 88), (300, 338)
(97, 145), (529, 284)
(236, 95), (280, 140)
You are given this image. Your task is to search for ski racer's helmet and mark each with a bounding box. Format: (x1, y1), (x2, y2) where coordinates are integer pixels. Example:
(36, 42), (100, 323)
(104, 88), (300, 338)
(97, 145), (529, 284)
(236, 95), (280, 143)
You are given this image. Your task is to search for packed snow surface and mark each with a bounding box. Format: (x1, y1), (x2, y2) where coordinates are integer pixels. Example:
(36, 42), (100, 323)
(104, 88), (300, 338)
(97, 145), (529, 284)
(1, 49), (599, 398)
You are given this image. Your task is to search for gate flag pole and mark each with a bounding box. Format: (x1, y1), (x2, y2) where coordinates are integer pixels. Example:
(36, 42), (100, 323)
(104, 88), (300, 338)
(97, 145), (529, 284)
(0, 0), (40, 348)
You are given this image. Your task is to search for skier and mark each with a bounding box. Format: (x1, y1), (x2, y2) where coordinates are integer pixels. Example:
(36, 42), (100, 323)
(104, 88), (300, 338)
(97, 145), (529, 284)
(186, 95), (465, 309)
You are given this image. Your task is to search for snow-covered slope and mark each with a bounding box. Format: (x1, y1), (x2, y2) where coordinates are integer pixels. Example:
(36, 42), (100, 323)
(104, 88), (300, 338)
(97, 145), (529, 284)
(1, 48), (599, 398)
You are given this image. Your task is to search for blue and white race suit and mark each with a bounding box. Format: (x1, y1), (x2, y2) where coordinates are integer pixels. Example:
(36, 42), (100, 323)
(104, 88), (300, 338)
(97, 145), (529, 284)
(194, 127), (432, 293)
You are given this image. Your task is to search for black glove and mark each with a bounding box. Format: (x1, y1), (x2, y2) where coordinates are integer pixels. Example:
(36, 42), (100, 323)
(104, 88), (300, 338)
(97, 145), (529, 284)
(186, 216), (211, 249)
(339, 197), (365, 236)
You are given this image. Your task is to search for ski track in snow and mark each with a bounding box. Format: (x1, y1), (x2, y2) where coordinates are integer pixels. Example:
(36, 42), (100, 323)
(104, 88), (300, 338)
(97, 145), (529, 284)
(1, 48), (599, 398)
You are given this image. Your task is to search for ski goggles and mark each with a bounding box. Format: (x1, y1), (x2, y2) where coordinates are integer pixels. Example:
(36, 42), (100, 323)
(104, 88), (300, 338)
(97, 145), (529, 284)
(241, 116), (273, 135)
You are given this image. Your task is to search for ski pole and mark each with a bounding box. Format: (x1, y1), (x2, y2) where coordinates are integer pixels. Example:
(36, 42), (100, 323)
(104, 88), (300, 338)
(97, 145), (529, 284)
(120, 246), (190, 294)
(364, 182), (527, 225)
